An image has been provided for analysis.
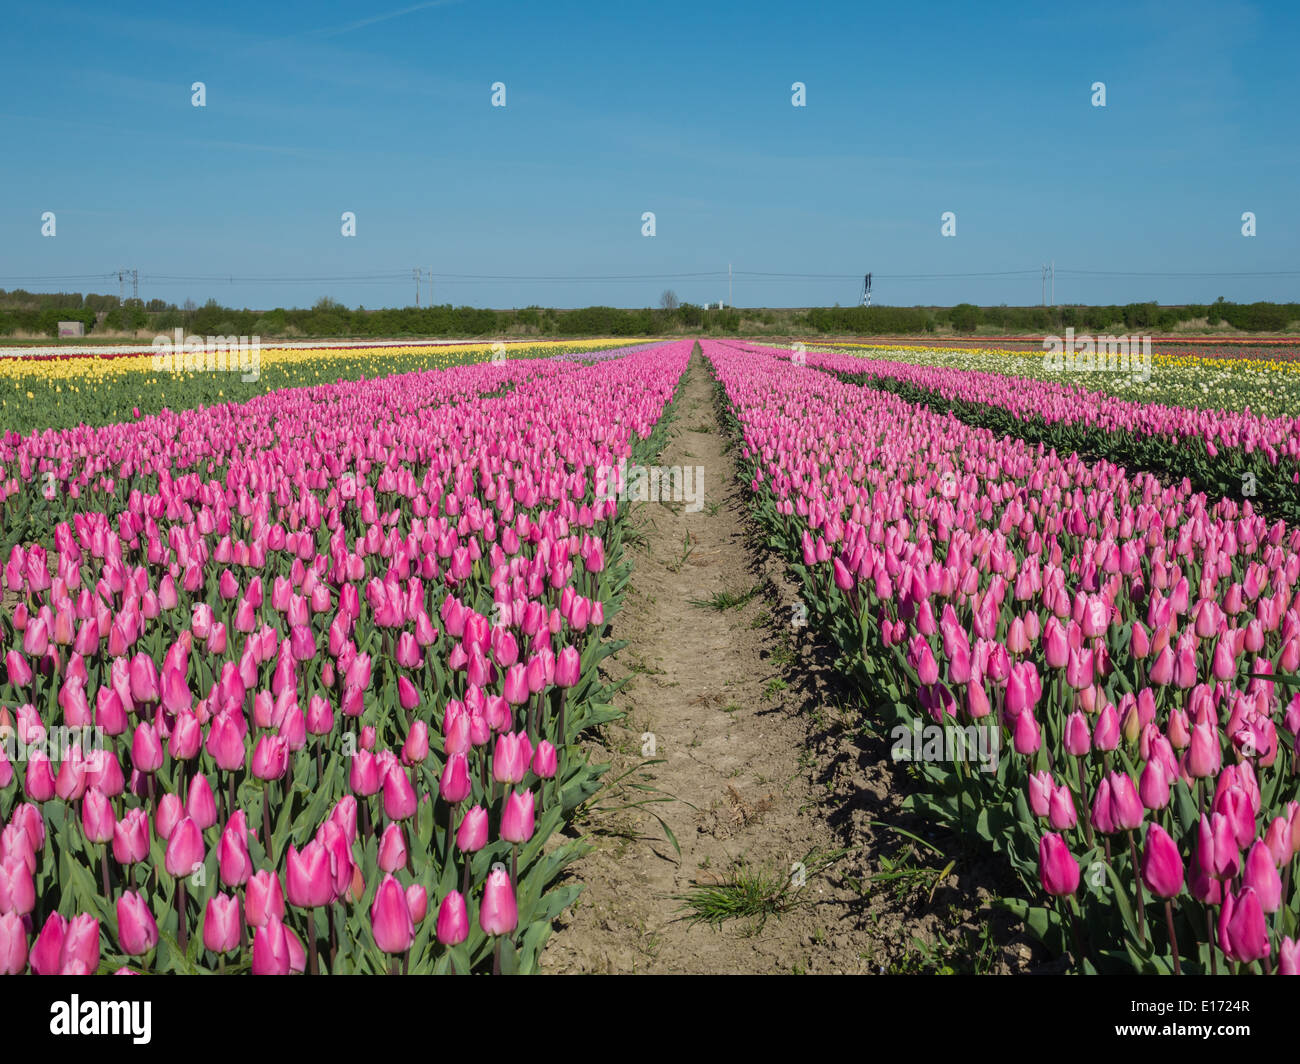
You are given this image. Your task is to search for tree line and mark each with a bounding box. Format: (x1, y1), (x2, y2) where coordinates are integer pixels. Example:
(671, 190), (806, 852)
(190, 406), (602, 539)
(0, 290), (1295, 339)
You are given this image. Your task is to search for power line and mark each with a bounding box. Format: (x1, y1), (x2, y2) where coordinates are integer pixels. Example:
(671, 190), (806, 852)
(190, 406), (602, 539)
(1057, 268), (1300, 278)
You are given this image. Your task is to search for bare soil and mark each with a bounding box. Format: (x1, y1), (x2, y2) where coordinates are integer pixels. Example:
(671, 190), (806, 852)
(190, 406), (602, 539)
(541, 349), (1050, 975)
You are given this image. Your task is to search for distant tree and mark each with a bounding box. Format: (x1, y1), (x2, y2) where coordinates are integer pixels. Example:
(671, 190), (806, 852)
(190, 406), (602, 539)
(659, 290), (679, 312)
(949, 303), (982, 333)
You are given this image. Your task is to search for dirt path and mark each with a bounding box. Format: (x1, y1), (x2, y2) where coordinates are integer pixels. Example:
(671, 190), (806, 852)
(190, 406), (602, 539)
(541, 347), (1041, 975)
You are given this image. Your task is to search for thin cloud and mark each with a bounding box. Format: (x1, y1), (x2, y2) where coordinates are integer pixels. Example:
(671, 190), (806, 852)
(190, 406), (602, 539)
(305, 0), (462, 38)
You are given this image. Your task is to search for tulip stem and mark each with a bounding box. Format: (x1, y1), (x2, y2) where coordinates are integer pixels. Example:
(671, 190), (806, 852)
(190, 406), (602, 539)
(1164, 900), (1181, 976)
(1206, 910), (1218, 975)
(557, 688), (568, 751)
(1127, 831), (1147, 945)
(176, 877), (187, 956)
(263, 788), (275, 867)
(1075, 757), (1094, 848)
(307, 908), (318, 975)
(1064, 898), (1087, 969)
(101, 846), (112, 899)
(410, 766), (419, 838)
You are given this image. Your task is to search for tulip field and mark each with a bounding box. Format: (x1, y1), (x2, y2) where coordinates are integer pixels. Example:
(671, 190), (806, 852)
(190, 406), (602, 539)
(2, 333), (1299, 976)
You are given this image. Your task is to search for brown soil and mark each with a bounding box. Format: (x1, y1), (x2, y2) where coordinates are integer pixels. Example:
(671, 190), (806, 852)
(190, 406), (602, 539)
(541, 349), (1050, 975)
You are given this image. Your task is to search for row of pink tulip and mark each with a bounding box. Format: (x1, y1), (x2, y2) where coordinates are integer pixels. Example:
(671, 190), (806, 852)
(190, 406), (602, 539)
(702, 338), (1300, 973)
(730, 339), (1300, 481)
(1, 340), (692, 973)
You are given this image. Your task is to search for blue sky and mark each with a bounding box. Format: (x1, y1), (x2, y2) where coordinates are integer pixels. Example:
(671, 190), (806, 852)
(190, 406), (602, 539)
(1, 0), (1296, 310)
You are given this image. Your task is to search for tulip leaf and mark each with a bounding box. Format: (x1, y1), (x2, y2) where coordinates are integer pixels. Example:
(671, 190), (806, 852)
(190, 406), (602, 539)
(992, 898), (1066, 955)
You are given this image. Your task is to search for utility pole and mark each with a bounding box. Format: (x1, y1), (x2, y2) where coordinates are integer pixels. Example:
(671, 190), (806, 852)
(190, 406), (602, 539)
(414, 268), (420, 308)
(131, 269), (138, 304)
(728, 263), (732, 309)
(1050, 260), (1055, 307)
(117, 268), (126, 306)
(1041, 264), (1047, 307)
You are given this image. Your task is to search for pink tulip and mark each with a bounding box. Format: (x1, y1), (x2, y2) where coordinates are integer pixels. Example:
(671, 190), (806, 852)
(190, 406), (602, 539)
(371, 874), (414, 954)
(29, 911), (69, 975)
(252, 915), (292, 975)
(116, 891), (159, 956)
(203, 893), (241, 954)
(219, 812), (253, 887)
(252, 734), (289, 780)
(440, 751), (473, 803)
(479, 867), (518, 935)
(0, 912), (27, 974)
(131, 721), (164, 774)
(554, 646), (581, 688)
(80, 786), (116, 844)
(406, 884), (429, 925)
(0, 855), (36, 916)
(436, 890), (469, 945)
(1242, 840), (1282, 914)
(532, 740), (558, 779)
(402, 721), (429, 765)
(164, 816), (205, 877)
(113, 807), (150, 866)
(286, 842), (335, 908)
(500, 788), (536, 844)
(245, 869), (286, 928)
(457, 805), (489, 852)
(383, 762), (418, 820)
(1038, 834), (1079, 897)
(378, 823), (408, 873)
(1219, 887), (1270, 965)
(1141, 823), (1184, 899)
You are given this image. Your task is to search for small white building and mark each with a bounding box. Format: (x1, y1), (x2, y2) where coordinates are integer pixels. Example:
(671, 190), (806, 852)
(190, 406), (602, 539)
(57, 321), (85, 337)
